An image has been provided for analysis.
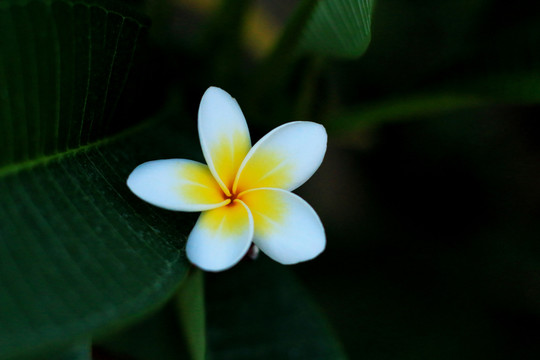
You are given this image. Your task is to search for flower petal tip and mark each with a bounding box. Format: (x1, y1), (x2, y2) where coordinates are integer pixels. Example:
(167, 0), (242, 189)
(233, 121), (328, 192)
(241, 188), (326, 265)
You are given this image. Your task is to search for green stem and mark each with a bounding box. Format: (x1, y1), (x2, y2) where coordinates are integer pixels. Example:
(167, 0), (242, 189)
(329, 93), (488, 135)
(199, 0), (254, 87)
(175, 268), (206, 360)
(294, 55), (326, 121)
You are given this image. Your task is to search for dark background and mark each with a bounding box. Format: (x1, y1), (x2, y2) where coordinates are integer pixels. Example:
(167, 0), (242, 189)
(295, 1), (540, 358)
(130, 0), (540, 358)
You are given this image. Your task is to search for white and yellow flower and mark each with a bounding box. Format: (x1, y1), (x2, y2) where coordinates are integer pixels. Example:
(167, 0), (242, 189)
(127, 87), (327, 271)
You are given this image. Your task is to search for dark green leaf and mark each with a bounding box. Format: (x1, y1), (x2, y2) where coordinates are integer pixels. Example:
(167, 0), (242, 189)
(96, 298), (191, 360)
(0, 117), (195, 359)
(97, 269), (206, 360)
(245, 0), (374, 128)
(0, 0), (149, 169)
(14, 339), (91, 360)
(300, 0), (374, 58)
(57, 342), (91, 360)
(0, 0), (194, 358)
(206, 259), (348, 360)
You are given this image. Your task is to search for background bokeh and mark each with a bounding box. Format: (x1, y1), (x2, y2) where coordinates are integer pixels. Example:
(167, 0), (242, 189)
(2, 0), (539, 358)
(158, 0), (540, 358)
(296, 1), (540, 358)
(130, 0), (540, 358)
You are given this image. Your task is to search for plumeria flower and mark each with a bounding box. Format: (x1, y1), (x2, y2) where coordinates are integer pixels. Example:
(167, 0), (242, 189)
(127, 87), (327, 272)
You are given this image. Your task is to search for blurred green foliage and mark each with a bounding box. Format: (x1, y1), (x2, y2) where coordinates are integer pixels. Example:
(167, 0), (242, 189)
(1, 0), (539, 358)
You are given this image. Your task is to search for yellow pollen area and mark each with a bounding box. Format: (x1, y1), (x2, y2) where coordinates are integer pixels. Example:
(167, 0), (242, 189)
(234, 150), (293, 194)
(198, 200), (249, 237)
(210, 130), (251, 193)
(238, 190), (287, 237)
(175, 162), (227, 205)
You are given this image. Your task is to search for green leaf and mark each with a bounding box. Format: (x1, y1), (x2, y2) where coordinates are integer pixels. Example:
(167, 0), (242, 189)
(0, 0), (149, 168)
(96, 299), (191, 360)
(244, 0), (374, 128)
(14, 339), (91, 360)
(97, 269), (206, 360)
(100, 260), (346, 359)
(334, 1), (540, 107)
(0, 0), (194, 358)
(205, 259), (348, 360)
(55, 342), (91, 360)
(300, 0), (374, 58)
(0, 117), (195, 360)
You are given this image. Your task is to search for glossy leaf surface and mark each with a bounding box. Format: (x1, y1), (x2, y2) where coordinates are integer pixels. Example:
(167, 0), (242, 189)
(300, 0), (374, 58)
(206, 259), (348, 360)
(0, 0), (192, 358)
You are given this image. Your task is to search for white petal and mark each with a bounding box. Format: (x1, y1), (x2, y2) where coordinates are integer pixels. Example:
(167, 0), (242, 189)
(198, 87), (251, 195)
(239, 188), (325, 264)
(186, 200), (254, 272)
(233, 121), (327, 194)
(127, 159), (229, 212)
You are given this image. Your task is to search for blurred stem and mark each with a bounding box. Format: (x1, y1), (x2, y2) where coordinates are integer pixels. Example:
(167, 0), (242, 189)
(247, 0), (318, 110)
(262, 0), (317, 68)
(330, 93), (488, 138)
(294, 55), (326, 121)
(199, 0), (253, 87)
(175, 268), (206, 360)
